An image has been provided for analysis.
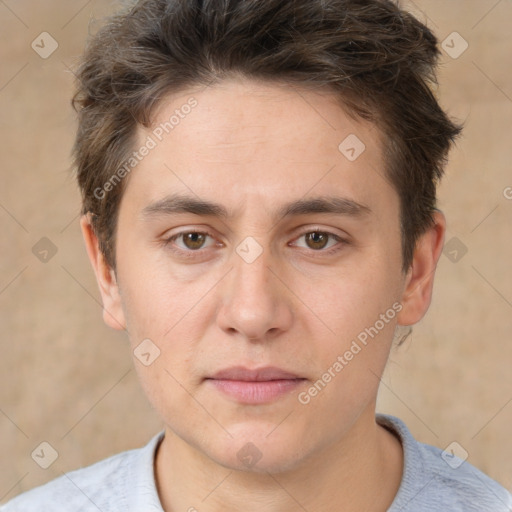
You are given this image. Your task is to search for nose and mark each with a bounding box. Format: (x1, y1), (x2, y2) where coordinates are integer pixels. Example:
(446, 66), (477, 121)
(216, 248), (293, 342)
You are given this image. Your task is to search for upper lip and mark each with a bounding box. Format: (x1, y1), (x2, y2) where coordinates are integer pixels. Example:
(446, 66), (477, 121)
(208, 366), (304, 381)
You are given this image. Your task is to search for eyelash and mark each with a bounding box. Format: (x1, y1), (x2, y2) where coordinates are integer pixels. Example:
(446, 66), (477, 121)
(163, 227), (349, 259)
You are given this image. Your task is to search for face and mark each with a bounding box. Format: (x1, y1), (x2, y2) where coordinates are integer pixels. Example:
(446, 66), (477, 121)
(82, 77), (443, 474)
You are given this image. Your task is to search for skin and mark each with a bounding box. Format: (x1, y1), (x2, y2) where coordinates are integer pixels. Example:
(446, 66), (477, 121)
(81, 77), (446, 512)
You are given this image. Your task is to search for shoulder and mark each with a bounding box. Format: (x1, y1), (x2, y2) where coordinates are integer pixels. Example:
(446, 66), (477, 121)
(1, 448), (136, 512)
(416, 441), (511, 511)
(0, 431), (165, 512)
(378, 414), (512, 512)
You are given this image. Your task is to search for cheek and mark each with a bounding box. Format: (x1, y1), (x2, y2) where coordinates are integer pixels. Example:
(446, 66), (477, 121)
(289, 255), (402, 407)
(117, 246), (216, 341)
(292, 256), (401, 342)
(132, 356), (197, 435)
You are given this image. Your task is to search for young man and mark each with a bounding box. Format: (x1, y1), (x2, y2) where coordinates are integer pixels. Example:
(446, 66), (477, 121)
(3, 0), (510, 510)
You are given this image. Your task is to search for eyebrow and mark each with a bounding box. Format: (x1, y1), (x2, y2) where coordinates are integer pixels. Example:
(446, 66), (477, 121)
(141, 193), (372, 221)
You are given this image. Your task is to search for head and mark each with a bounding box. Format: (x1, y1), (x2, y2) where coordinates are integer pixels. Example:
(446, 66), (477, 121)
(75, 0), (461, 473)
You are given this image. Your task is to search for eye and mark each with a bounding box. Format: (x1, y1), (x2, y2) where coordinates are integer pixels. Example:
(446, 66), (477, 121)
(291, 230), (346, 253)
(163, 228), (348, 259)
(165, 230), (217, 251)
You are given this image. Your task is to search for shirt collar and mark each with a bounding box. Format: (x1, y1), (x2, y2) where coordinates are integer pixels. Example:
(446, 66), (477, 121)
(127, 430), (166, 512)
(127, 415), (417, 511)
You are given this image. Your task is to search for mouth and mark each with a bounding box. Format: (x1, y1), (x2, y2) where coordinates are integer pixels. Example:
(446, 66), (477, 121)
(205, 366), (307, 404)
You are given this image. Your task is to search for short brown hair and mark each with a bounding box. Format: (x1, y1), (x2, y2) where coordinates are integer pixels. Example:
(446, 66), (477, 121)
(72, 0), (462, 272)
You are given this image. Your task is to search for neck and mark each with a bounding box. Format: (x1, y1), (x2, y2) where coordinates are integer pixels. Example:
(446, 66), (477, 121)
(154, 407), (403, 512)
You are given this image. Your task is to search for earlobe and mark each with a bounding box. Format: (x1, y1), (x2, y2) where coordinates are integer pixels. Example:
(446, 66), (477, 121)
(396, 211), (446, 326)
(80, 213), (126, 331)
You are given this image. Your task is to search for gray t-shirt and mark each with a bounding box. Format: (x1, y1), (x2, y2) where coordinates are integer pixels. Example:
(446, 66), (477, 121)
(2, 414), (510, 511)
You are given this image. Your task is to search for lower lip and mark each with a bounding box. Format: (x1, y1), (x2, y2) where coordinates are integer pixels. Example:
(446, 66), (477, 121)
(207, 379), (306, 404)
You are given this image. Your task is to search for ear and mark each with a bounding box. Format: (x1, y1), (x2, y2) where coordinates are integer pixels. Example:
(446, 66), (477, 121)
(80, 213), (126, 331)
(396, 210), (446, 326)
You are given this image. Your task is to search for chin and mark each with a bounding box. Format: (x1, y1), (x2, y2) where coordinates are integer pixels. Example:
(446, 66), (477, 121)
(206, 425), (310, 475)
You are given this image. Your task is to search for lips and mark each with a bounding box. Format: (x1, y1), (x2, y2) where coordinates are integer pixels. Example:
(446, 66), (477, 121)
(205, 366), (306, 404)
(208, 366), (303, 382)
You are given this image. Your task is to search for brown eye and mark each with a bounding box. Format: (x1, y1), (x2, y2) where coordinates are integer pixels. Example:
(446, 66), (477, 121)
(304, 232), (330, 250)
(291, 229), (346, 255)
(164, 231), (215, 255)
(182, 232), (208, 250)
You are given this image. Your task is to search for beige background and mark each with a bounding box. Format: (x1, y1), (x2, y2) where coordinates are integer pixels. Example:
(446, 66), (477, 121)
(1, 0), (511, 503)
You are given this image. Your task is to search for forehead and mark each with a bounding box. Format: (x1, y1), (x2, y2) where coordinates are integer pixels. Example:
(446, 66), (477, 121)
(148, 78), (383, 159)
(124, 78), (395, 218)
